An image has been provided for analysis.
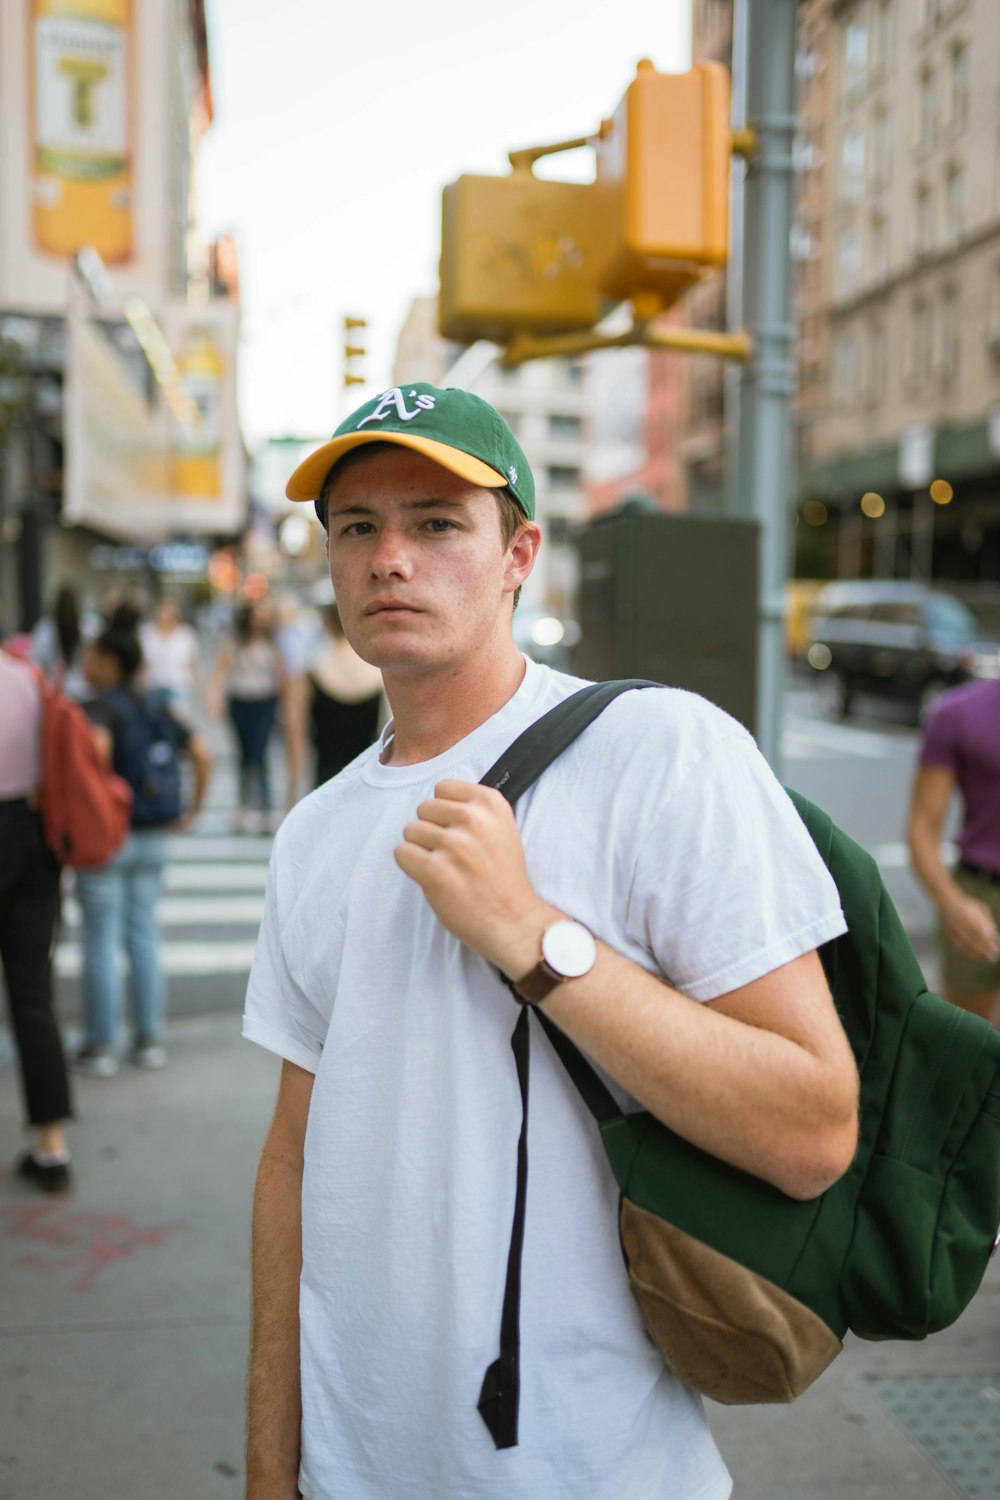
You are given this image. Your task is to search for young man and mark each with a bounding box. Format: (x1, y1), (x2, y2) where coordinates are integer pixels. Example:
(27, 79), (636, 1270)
(243, 383), (858, 1500)
(907, 676), (1000, 1024)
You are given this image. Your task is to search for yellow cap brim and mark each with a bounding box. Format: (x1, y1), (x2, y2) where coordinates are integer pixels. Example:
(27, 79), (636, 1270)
(286, 431), (508, 502)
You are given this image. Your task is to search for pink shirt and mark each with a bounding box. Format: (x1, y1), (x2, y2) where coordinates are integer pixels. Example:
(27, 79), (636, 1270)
(0, 650), (42, 798)
(920, 678), (1000, 875)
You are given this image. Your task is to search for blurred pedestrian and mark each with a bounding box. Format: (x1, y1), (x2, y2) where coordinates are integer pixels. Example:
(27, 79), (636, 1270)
(306, 603), (383, 785)
(140, 597), (200, 711)
(30, 584), (87, 698)
(274, 594), (317, 814)
(74, 627), (212, 1075)
(907, 677), (1000, 1023)
(209, 601), (285, 834)
(0, 646), (73, 1192)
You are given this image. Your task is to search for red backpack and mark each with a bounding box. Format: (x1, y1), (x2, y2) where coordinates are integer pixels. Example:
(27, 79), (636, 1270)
(31, 668), (133, 868)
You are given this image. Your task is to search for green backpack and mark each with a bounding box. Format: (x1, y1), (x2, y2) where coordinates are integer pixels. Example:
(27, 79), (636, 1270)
(476, 680), (1000, 1451)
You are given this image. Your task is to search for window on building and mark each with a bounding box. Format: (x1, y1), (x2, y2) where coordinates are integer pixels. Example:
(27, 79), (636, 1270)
(548, 413), (580, 441)
(914, 182), (934, 257)
(909, 299), (933, 388)
(869, 212), (889, 283)
(832, 329), (858, 407)
(917, 69), (938, 156)
(838, 225), (863, 295)
(871, 105), (892, 189)
(917, 70), (941, 156)
(872, 0), (893, 81)
(939, 285), (960, 380)
(945, 162), (966, 244)
(990, 261), (1000, 335)
(840, 130), (866, 203)
(790, 222), (815, 262)
(863, 317), (888, 405)
(948, 43), (970, 135)
(546, 466), (579, 490)
(843, 21), (868, 102)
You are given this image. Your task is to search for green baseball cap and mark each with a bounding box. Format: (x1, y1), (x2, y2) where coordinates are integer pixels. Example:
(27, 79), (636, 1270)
(285, 382), (535, 522)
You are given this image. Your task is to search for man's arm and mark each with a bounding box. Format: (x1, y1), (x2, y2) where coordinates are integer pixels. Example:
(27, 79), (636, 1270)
(907, 763), (1000, 963)
(396, 781), (859, 1202)
(247, 1059), (313, 1500)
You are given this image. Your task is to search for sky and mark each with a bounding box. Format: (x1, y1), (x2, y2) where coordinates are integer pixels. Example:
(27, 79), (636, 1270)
(197, 0), (692, 448)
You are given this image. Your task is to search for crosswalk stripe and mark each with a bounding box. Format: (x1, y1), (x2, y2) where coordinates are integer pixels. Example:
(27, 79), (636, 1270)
(61, 895), (266, 928)
(55, 940), (259, 979)
(782, 722), (897, 760)
(164, 863), (268, 890)
(166, 836), (275, 861)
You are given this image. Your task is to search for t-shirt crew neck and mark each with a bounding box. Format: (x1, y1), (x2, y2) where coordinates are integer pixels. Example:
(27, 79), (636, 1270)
(362, 656), (549, 787)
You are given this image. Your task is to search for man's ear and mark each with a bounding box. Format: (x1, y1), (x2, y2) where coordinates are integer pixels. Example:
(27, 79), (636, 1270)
(504, 522), (542, 597)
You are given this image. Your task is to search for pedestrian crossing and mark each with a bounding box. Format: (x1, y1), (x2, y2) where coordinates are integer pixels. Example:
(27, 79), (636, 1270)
(54, 827), (272, 981)
(782, 715), (912, 762)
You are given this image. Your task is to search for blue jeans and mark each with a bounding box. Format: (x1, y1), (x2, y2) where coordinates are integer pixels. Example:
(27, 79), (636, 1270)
(75, 829), (169, 1049)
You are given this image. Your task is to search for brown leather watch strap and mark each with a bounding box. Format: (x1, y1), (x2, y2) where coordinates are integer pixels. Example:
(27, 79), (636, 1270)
(503, 963), (562, 1007)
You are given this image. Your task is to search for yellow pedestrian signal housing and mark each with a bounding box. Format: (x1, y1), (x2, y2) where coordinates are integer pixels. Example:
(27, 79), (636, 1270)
(439, 174), (601, 344)
(593, 59), (731, 310)
(343, 316), (366, 387)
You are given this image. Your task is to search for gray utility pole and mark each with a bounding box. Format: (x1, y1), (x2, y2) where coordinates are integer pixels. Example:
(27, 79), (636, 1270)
(733, 0), (798, 772)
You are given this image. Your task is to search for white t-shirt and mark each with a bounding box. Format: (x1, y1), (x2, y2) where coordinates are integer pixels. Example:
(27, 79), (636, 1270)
(139, 622), (199, 699)
(243, 661), (846, 1500)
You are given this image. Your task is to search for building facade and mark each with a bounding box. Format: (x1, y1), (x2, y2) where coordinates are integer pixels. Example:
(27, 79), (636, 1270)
(0, 0), (233, 632)
(805, 0), (1000, 584)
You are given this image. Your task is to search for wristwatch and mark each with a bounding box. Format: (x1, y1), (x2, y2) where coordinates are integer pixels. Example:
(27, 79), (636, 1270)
(507, 918), (598, 1006)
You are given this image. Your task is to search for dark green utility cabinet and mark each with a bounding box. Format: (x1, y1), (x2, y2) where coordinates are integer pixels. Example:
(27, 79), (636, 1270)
(570, 500), (760, 734)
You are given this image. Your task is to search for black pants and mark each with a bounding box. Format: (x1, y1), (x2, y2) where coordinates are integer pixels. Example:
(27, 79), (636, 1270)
(0, 800), (72, 1126)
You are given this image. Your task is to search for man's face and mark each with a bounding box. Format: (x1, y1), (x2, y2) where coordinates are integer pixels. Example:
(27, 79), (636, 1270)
(324, 445), (531, 678)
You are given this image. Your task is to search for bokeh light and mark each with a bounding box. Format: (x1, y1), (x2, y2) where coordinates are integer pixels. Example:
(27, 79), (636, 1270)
(860, 492), (886, 518)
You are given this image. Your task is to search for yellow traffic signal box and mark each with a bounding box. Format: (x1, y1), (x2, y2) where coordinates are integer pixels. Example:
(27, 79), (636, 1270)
(439, 174), (601, 344)
(594, 59), (731, 308)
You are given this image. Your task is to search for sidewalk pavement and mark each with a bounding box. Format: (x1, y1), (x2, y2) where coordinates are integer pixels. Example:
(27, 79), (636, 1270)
(1, 1004), (997, 1498)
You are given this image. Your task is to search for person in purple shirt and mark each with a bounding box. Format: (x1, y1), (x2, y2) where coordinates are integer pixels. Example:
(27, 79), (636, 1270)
(907, 677), (1000, 1023)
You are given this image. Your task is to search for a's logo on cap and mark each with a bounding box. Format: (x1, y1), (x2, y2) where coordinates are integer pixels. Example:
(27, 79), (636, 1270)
(508, 465), (518, 485)
(357, 387), (436, 429)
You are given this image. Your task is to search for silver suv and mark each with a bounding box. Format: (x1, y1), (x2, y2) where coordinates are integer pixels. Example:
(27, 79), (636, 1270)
(805, 581), (1000, 722)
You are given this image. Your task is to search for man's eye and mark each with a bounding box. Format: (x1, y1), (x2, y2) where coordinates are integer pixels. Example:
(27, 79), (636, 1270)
(340, 521), (375, 536)
(424, 518), (456, 533)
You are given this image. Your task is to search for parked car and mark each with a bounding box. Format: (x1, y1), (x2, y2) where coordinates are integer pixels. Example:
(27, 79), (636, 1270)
(805, 580), (1000, 722)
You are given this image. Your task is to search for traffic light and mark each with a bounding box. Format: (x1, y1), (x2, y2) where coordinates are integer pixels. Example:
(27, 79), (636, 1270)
(439, 175), (601, 343)
(593, 60), (731, 310)
(343, 316), (366, 387)
(437, 59), (734, 348)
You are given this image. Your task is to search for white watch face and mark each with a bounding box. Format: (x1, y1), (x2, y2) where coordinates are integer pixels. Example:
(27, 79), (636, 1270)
(541, 919), (597, 980)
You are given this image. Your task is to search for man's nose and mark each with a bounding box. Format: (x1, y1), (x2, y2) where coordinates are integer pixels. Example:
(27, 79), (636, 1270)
(369, 527), (413, 579)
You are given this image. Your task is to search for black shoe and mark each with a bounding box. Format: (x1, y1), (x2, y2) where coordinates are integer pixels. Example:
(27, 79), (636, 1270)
(16, 1151), (72, 1195)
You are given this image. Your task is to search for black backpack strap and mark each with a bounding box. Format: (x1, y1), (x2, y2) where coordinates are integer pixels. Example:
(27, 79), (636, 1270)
(474, 677), (660, 1449)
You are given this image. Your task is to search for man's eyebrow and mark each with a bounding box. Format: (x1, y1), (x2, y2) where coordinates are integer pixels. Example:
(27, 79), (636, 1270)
(329, 497), (473, 516)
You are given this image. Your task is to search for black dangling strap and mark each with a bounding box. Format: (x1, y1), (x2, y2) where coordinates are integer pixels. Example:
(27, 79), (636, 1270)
(475, 678), (661, 1449)
(477, 1005), (530, 1449)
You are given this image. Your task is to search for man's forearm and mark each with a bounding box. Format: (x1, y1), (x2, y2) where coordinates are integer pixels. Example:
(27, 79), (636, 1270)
(531, 932), (858, 1200)
(247, 1152), (304, 1499)
(908, 813), (958, 913)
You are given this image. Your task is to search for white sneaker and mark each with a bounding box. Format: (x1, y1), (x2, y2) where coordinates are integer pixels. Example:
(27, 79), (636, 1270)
(131, 1040), (168, 1070)
(74, 1046), (119, 1078)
